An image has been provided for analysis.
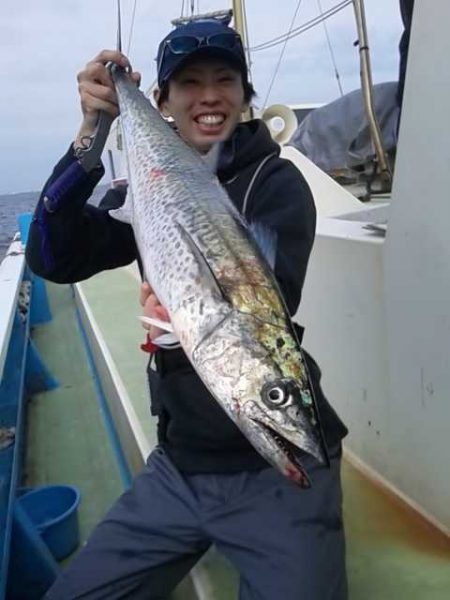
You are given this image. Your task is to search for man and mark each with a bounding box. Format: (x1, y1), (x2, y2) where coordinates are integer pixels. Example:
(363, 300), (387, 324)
(27, 18), (348, 600)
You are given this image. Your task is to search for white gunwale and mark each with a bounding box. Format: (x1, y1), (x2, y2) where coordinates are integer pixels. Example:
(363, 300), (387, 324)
(0, 241), (25, 381)
(74, 282), (151, 474)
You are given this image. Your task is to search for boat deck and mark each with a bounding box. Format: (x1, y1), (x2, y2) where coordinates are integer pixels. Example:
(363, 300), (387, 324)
(25, 270), (450, 598)
(23, 283), (124, 545)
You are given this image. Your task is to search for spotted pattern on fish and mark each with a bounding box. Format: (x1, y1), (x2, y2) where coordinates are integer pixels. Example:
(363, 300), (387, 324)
(110, 67), (327, 486)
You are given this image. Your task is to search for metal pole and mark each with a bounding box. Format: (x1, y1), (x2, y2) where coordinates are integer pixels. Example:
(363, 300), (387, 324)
(232, 0), (254, 120)
(232, 0), (245, 40)
(107, 150), (117, 180)
(352, 0), (392, 184)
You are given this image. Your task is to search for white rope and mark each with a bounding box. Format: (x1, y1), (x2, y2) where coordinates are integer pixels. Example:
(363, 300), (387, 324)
(250, 0), (351, 52)
(263, 0), (304, 108)
(242, 0), (253, 79)
(242, 153), (277, 217)
(126, 0), (138, 56)
(316, 0), (344, 97)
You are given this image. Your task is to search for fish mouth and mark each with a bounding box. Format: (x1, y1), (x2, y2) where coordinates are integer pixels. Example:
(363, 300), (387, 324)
(252, 419), (311, 488)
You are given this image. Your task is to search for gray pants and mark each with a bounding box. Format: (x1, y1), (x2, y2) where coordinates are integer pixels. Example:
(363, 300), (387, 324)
(46, 446), (347, 599)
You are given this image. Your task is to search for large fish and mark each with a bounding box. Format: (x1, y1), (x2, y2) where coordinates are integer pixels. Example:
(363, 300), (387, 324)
(109, 66), (328, 487)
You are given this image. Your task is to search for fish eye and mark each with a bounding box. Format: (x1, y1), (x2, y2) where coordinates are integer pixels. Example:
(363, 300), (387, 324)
(262, 382), (290, 407)
(268, 387), (285, 403)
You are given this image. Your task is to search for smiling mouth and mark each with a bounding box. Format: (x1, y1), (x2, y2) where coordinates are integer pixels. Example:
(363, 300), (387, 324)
(254, 420), (311, 487)
(194, 113), (226, 128)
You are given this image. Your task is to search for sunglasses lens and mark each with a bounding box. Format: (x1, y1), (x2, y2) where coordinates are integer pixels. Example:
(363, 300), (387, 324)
(208, 33), (238, 49)
(169, 36), (200, 54)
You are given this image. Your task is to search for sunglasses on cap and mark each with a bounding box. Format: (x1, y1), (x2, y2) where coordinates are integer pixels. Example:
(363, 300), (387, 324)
(166, 32), (242, 54)
(158, 32), (244, 72)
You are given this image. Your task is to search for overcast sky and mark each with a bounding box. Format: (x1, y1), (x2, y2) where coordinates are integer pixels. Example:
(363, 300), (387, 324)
(0, 0), (402, 194)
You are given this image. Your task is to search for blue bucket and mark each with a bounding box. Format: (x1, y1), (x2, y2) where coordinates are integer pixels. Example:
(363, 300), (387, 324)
(17, 485), (80, 561)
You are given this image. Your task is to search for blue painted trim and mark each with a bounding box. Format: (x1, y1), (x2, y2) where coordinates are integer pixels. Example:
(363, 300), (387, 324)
(72, 289), (132, 490)
(7, 504), (59, 598)
(16, 213), (33, 247)
(17, 214), (52, 325)
(0, 310), (29, 598)
(30, 276), (52, 326)
(25, 340), (59, 394)
(1, 268), (55, 596)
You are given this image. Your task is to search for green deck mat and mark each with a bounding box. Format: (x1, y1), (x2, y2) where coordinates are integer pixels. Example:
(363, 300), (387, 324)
(78, 267), (156, 447)
(24, 282), (123, 543)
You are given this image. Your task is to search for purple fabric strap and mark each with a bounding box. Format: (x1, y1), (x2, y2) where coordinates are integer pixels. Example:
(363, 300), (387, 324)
(44, 161), (87, 212)
(35, 160), (88, 271)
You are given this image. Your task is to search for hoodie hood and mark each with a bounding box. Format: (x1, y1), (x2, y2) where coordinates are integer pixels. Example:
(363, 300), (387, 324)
(217, 119), (280, 182)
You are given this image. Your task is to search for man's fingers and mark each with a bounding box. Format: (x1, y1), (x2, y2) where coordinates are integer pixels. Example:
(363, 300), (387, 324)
(78, 50), (133, 88)
(79, 91), (119, 119)
(91, 49), (130, 69)
(130, 71), (141, 87)
(78, 62), (114, 88)
(139, 282), (152, 306)
(139, 281), (170, 340)
(155, 305), (170, 322)
(79, 81), (118, 106)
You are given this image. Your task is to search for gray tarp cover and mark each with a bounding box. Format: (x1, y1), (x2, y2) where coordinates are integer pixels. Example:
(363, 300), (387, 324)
(288, 82), (399, 172)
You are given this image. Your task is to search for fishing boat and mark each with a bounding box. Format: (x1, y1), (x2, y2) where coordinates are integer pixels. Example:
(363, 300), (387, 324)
(1, 0), (449, 597)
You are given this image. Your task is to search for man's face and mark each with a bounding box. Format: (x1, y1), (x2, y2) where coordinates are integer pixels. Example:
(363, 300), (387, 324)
(160, 58), (248, 153)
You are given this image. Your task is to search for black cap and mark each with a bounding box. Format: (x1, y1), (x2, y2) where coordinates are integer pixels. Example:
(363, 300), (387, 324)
(156, 19), (248, 88)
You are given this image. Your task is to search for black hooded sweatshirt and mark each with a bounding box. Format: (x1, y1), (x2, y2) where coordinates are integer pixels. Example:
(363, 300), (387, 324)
(26, 119), (347, 473)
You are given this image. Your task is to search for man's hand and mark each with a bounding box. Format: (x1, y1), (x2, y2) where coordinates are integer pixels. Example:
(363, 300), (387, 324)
(75, 50), (141, 146)
(140, 282), (170, 340)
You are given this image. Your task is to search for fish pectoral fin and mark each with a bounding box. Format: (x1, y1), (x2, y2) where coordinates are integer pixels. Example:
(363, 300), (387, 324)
(109, 188), (133, 224)
(248, 221), (278, 270)
(152, 332), (180, 347)
(175, 222), (230, 304)
(138, 316), (174, 333)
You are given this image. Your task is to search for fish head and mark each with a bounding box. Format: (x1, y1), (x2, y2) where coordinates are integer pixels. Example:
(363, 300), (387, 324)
(194, 316), (328, 487)
(241, 373), (325, 487)
(237, 356), (327, 488)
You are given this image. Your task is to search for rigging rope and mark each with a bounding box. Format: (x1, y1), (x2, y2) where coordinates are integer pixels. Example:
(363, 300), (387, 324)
(126, 0), (138, 55)
(263, 0), (304, 108)
(242, 0), (253, 79)
(180, 0), (185, 17)
(250, 0), (351, 52)
(316, 0), (344, 96)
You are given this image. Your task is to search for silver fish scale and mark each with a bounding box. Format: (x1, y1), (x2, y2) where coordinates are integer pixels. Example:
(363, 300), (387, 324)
(111, 69), (327, 484)
(113, 74), (248, 348)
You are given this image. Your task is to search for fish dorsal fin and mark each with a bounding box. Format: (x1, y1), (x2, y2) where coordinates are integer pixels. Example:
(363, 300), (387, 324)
(175, 222), (229, 303)
(109, 188), (133, 224)
(248, 221), (278, 270)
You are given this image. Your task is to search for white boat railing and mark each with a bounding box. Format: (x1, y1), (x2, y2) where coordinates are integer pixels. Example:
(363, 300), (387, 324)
(0, 239), (26, 382)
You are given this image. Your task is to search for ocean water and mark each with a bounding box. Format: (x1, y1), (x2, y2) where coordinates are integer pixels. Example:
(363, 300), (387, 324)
(0, 184), (109, 263)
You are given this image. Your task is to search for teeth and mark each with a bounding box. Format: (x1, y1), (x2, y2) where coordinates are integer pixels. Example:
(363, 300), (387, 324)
(197, 114), (225, 125)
